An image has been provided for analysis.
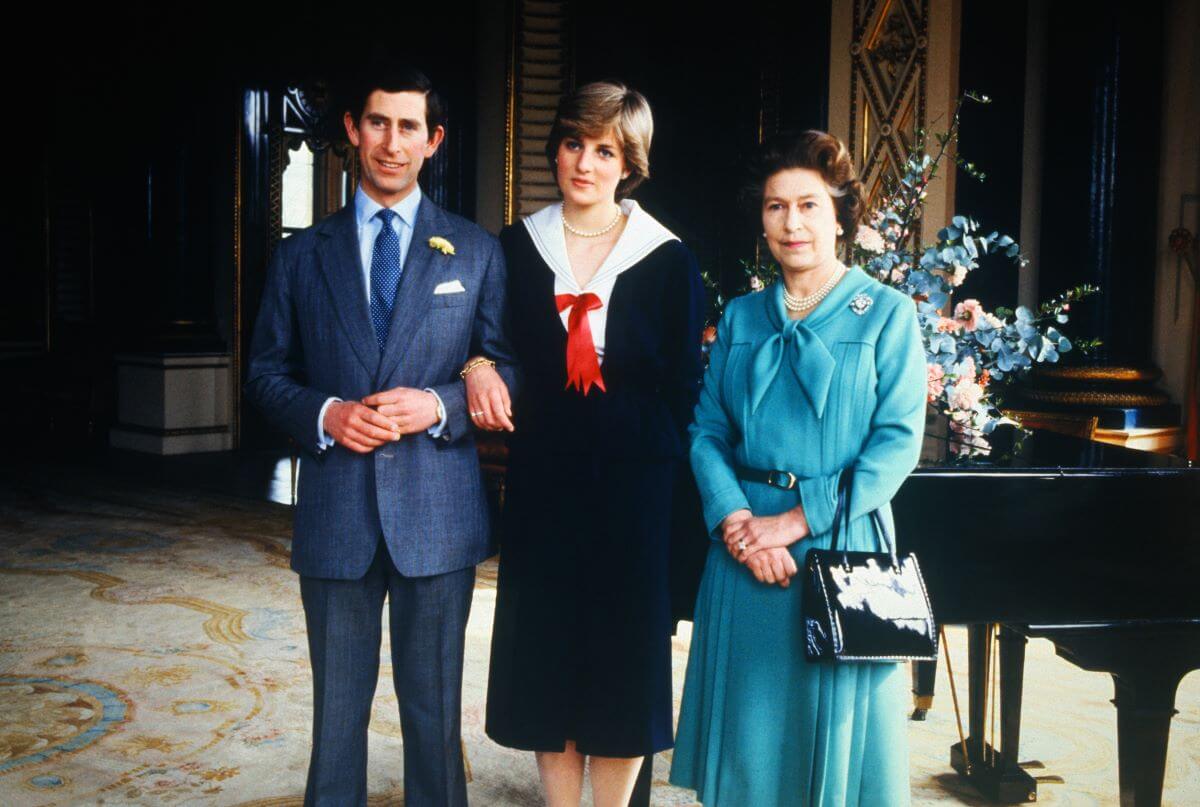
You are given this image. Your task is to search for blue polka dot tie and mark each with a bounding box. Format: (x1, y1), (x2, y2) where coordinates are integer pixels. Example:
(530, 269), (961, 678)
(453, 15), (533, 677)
(370, 209), (403, 351)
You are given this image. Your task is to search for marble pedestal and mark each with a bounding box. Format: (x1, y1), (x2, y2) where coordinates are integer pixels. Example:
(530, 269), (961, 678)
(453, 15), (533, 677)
(109, 353), (233, 454)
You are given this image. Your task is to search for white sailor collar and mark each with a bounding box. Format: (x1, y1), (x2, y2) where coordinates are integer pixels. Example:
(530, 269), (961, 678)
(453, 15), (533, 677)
(522, 199), (680, 292)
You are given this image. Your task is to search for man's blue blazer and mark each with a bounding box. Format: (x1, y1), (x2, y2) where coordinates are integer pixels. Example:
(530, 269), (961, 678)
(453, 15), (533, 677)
(246, 196), (518, 579)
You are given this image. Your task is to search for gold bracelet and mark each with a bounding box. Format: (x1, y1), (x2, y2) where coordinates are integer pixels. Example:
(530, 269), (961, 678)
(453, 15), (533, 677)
(459, 357), (496, 379)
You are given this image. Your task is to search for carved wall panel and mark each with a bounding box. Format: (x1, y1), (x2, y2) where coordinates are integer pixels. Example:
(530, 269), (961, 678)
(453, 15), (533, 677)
(505, 0), (572, 223)
(848, 0), (929, 213)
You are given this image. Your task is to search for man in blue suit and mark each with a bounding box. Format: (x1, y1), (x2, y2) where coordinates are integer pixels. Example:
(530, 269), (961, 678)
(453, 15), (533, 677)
(246, 67), (517, 806)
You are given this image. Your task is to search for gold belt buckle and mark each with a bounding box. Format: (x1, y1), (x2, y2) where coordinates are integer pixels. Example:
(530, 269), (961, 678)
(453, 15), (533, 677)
(767, 470), (797, 490)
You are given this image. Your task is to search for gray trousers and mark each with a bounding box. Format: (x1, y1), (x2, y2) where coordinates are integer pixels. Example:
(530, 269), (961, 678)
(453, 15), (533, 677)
(300, 540), (475, 806)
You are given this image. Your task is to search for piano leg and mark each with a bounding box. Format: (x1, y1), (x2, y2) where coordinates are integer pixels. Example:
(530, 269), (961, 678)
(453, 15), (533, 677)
(949, 625), (988, 778)
(950, 624), (1038, 803)
(1112, 673), (1178, 807)
(969, 624), (987, 755)
(1025, 622), (1200, 807)
(997, 627), (1029, 782)
(911, 658), (937, 720)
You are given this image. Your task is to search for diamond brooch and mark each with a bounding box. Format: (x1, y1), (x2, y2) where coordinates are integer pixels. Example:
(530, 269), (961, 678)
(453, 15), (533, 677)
(849, 292), (874, 315)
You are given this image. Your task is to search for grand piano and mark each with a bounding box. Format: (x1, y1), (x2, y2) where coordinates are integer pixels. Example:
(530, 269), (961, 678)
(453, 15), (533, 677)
(895, 426), (1200, 806)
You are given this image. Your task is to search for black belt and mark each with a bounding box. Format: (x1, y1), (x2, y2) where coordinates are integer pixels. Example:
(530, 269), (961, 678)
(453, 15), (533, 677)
(735, 465), (798, 490)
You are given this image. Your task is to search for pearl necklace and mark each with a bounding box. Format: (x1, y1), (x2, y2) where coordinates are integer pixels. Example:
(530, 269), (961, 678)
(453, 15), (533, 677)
(782, 265), (846, 312)
(561, 204), (623, 238)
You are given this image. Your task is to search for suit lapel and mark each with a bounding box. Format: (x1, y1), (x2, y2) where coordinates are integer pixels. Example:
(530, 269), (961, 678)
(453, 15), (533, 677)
(315, 207), (380, 378)
(377, 196), (451, 386)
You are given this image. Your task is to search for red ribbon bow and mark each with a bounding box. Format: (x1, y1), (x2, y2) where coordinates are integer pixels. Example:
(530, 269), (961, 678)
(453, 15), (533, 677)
(555, 292), (607, 395)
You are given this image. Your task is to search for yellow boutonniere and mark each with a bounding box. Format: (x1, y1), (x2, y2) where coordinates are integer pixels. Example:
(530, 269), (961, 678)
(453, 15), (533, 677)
(428, 236), (456, 256)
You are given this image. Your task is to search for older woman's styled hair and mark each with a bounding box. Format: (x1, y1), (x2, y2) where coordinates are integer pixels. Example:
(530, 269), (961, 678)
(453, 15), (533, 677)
(746, 130), (866, 244)
(545, 81), (654, 198)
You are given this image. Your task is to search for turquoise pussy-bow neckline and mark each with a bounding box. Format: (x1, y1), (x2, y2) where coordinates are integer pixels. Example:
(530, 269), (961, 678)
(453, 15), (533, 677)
(748, 285), (837, 418)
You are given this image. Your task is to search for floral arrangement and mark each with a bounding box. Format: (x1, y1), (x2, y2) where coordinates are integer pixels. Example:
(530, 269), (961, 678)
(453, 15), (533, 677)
(703, 93), (1099, 454)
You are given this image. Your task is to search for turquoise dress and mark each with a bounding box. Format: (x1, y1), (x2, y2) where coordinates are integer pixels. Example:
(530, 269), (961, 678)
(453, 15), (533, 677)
(670, 268), (927, 807)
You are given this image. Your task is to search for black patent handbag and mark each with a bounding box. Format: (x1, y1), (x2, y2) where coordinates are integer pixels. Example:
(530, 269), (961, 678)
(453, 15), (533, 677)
(802, 469), (937, 663)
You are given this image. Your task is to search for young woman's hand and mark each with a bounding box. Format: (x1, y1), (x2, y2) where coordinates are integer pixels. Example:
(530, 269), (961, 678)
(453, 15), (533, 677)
(463, 360), (514, 432)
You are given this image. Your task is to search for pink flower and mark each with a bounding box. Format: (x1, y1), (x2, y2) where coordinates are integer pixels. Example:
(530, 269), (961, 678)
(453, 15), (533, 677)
(854, 225), (887, 254)
(950, 380), (984, 411)
(936, 317), (962, 333)
(947, 412), (991, 456)
(954, 298), (984, 331)
(749, 275), (765, 292)
(951, 264), (968, 286)
(926, 363), (945, 402)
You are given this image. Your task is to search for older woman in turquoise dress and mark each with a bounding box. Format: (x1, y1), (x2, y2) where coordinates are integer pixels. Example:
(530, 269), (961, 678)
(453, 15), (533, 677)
(669, 131), (927, 806)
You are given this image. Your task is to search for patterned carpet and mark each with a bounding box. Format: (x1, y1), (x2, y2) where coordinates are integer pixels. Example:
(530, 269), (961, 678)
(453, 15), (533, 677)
(0, 460), (1197, 805)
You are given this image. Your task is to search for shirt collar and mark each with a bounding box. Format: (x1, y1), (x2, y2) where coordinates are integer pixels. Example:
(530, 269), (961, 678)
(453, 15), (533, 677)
(354, 185), (422, 231)
(523, 199), (680, 293)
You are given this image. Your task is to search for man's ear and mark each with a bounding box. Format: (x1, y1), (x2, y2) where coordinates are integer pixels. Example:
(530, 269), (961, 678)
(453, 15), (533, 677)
(423, 125), (446, 157)
(343, 111), (360, 147)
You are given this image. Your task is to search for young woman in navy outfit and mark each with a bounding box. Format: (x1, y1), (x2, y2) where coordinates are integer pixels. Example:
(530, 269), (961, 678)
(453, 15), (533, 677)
(467, 81), (705, 807)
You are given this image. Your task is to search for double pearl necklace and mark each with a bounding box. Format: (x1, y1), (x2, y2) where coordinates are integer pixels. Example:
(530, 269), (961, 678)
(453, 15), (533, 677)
(782, 264), (846, 312)
(561, 204), (623, 238)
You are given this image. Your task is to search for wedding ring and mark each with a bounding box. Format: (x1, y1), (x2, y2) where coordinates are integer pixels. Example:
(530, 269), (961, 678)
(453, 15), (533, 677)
(470, 411), (484, 417)
(737, 539), (747, 552)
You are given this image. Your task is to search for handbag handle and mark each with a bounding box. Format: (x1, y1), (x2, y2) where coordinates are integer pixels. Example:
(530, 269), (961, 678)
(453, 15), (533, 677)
(829, 467), (898, 566)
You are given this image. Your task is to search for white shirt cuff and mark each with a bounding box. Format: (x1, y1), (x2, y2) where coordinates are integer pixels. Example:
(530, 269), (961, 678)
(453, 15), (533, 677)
(424, 388), (448, 438)
(317, 397), (342, 449)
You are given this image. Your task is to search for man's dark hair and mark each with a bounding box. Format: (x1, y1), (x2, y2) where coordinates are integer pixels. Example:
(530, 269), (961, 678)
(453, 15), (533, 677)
(344, 67), (445, 135)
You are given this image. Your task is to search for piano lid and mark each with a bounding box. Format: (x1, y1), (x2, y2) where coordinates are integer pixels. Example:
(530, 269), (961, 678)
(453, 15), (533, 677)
(916, 425), (1197, 477)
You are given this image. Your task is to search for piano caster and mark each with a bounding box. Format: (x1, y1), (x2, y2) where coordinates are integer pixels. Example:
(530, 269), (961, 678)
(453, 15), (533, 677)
(910, 694), (933, 721)
(950, 740), (1039, 803)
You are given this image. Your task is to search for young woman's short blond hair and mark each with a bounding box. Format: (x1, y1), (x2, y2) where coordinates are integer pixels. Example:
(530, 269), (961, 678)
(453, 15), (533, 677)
(545, 81), (654, 198)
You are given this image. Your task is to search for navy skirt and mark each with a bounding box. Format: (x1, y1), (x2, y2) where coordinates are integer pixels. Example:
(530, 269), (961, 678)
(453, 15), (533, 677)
(485, 449), (676, 758)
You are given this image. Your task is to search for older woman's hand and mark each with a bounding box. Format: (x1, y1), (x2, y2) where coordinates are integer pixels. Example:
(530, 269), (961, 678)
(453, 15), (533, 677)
(719, 510), (753, 559)
(726, 507), (810, 564)
(745, 546), (800, 587)
(463, 360), (514, 432)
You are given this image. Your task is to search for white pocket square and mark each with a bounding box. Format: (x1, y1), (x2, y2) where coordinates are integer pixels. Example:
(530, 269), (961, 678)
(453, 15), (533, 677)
(434, 280), (466, 295)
